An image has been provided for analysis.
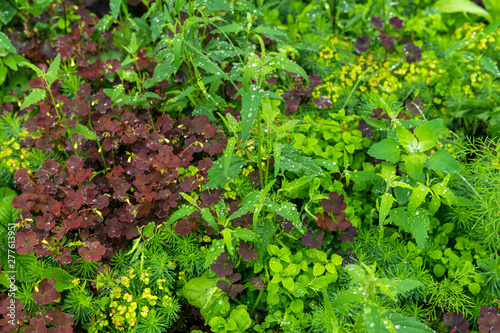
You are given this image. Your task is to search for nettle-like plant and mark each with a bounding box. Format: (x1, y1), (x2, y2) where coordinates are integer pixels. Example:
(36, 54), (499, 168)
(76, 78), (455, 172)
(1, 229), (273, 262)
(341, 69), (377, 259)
(353, 100), (470, 249)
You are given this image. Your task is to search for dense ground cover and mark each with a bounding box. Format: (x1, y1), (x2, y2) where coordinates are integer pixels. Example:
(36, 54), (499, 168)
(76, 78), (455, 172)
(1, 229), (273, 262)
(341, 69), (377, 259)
(0, 0), (499, 332)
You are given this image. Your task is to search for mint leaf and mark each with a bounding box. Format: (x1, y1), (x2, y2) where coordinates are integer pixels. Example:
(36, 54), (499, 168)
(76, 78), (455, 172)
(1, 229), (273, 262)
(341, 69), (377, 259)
(428, 150), (460, 173)
(21, 89), (46, 110)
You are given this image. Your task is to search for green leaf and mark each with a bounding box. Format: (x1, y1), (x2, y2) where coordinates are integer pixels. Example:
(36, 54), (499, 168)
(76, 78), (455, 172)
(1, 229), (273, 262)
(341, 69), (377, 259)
(3, 55), (17, 71)
(428, 150), (460, 173)
(270, 55), (309, 84)
(110, 0), (121, 20)
(481, 57), (500, 77)
(205, 239), (225, 268)
(253, 26), (287, 36)
(21, 89), (46, 110)
(41, 268), (75, 292)
(69, 124), (98, 140)
(414, 119), (444, 144)
(239, 86), (263, 143)
(224, 137), (236, 175)
(0, 32), (16, 55)
(389, 207), (410, 232)
(166, 206), (197, 226)
(396, 127), (418, 152)
(331, 287), (364, 307)
(230, 305), (252, 332)
(217, 23), (244, 34)
(387, 279), (424, 294)
(229, 191), (259, 220)
(280, 145), (322, 176)
(409, 208), (430, 249)
(150, 12), (166, 41)
(0, 2), (16, 26)
(150, 53), (177, 85)
(19, 61), (44, 76)
(282, 276), (295, 292)
(269, 257), (283, 273)
(446, 38), (474, 56)
(206, 155), (245, 189)
(368, 137), (401, 163)
(482, 17), (500, 35)
(408, 184), (430, 214)
(403, 154), (427, 179)
(266, 201), (305, 234)
(436, 0), (493, 21)
(365, 303), (382, 333)
(201, 207), (219, 232)
(379, 193), (395, 226)
(0, 66), (6, 86)
(46, 53), (61, 85)
(233, 228), (261, 242)
(387, 313), (434, 332)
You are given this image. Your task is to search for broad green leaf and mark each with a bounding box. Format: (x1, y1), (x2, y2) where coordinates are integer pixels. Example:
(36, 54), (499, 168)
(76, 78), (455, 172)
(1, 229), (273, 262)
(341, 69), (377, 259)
(269, 257), (283, 273)
(408, 184), (430, 214)
(344, 265), (366, 284)
(239, 86), (263, 143)
(481, 56), (500, 77)
(331, 287), (364, 307)
(414, 119), (444, 144)
(266, 201), (305, 234)
(428, 150), (460, 173)
(280, 145), (322, 176)
(41, 268), (75, 291)
(436, 0), (492, 22)
(386, 279), (423, 295)
(21, 89), (46, 110)
(69, 124), (98, 140)
(483, 17), (500, 35)
(230, 305), (252, 332)
(46, 53), (61, 85)
(396, 127), (418, 152)
(150, 12), (166, 41)
(378, 162), (399, 183)
(365, 303), (382, 333)
(379, 193), (395, 226)
(368, 137), (401, 163)
(0, 2), (16, 26)
(174, 86), (195, 101)
(409, 208), (430, 249)
(274, 142), (282, 177)
(0, 32), (16, 55)
(3, 55), (17, 71)
(206, 155), (245, 189)
(229, 191), (259, 220)
(110, 0), (121, 20)
(387, 313), (434, 332)
(389, 207), (410, 232)
(282, 276), (295, 292)
(403, 154), (427, 180)
(270, 56), (309, 84)
(253, 26), (287, 36)
(150, 53), (177, 85)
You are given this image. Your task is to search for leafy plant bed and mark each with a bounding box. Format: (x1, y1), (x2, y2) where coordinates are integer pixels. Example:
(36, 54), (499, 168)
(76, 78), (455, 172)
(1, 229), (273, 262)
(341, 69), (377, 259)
(0, 0), (500, 332)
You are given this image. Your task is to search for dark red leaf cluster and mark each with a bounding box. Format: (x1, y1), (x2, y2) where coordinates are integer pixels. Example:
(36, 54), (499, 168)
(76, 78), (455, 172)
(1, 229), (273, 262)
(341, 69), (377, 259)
(283, 73), (330, 114)
(301, 229), (325, 249)
(238, 241), (258, 261)
(33, 279), (60, 305)
(443, 312), (469, 333)
(210, 252), (234, 277)
(216, 273), (244, 298)
(478, 306), (500, 333)
(315, 192), (358, 243)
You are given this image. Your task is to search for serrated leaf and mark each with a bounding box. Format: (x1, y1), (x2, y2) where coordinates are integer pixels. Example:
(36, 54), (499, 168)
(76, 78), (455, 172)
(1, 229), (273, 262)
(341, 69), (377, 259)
(201, 207), (219, 232)
(267, 201), (305, 234)
(204, 239), (225, 268)
(379, 193), (395, 226)
(387, 279), (424, 295)
(166, 206), (197, 226)
(206, 155), (245, 189)
(239, 86), (263, 143)
(150, 53), (177, 85)
(409, 208), (430, 249)
(408, 184), (430, 214)
(217, 23), (244, 34)
(46, 53), (61, 85)
(389, 207), (410, 232)
(365, 303), (382, 333)
(403, 154), (427, 180)
(21, 89), (46, 110)
(269, 56), (309, 84)
(0, 32), (16, 55)
(428, 150), (460, 173)
(150, 12), (166, 41)
(110, 0), (121, 20)
(233, 228), (261, 242)
(41, 268), (75, 292)
(414, 119), (444, 144)
(280, 145), (322, 176)
(368, 137), (401, 163)
(69, 124), (97, 140)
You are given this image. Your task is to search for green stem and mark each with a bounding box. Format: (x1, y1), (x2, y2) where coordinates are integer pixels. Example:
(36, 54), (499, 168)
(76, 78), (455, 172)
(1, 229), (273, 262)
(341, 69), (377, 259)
(257, 108), (264, 189)
(250, 287), (264, 315)
(342, 66), (374, 111)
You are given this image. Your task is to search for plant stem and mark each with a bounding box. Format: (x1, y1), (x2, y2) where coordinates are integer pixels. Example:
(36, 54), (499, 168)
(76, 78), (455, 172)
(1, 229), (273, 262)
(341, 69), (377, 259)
(250, 287), (264, 315)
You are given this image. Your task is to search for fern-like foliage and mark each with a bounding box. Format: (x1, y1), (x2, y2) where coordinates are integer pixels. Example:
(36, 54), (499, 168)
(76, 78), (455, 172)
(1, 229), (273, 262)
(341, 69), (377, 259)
(0, 113), (23, 141)
(137, 309), (169, 333)
(71, 257), (99, 279)
(62, 285), (96, 323)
